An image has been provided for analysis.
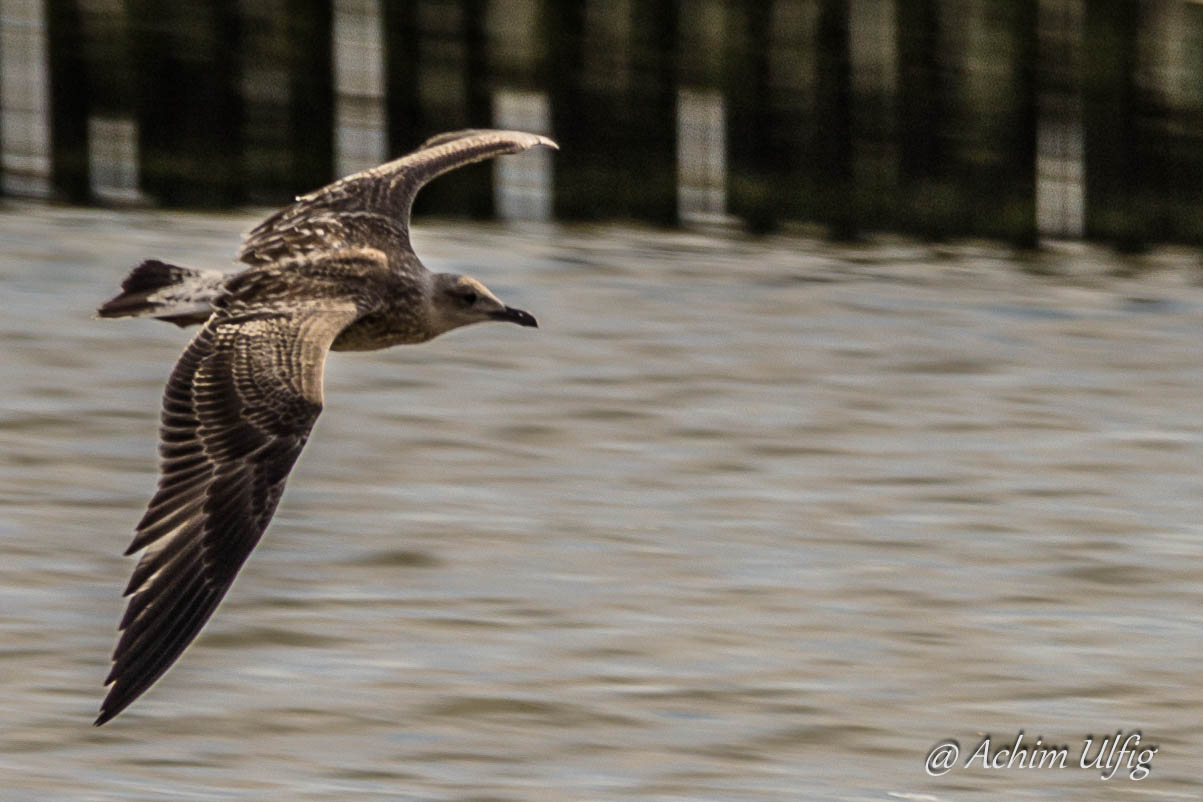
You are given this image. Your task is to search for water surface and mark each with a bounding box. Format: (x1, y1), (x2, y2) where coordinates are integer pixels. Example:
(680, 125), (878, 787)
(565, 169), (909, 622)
(2, 205), (1202, 800)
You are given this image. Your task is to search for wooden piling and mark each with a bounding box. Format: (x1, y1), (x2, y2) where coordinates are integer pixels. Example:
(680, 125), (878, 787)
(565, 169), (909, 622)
(723, 1), (780, 232)
(1082, 0), (1142, 251)
(46, 0), (90, 202)
(895, 0), (955, 238)
(815, 0), (856, 240)
(382, 0), (493, 218)
(126, 0), (244, 207)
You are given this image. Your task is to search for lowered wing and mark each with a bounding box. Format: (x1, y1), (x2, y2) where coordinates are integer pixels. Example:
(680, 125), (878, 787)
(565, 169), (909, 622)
(96, 298), (360, 724)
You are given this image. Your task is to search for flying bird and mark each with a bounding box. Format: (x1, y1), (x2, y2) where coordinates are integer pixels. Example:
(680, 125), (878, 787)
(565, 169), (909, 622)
(94, 129), (557, 725)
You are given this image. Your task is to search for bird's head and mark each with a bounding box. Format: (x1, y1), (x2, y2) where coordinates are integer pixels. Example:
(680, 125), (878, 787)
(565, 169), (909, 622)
(428, 273), (538, 336)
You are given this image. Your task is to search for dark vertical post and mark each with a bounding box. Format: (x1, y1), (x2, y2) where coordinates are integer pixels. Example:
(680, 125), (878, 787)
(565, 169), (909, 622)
(463, 0), (491, 126)
(629, 0), (679, 225)
(461, 0), (494, 218)
(815, 0), (855, 240)
(848, 1), (898, 233)
(1083, 0), (1142, 251)
(724, 1), (777, 231)
(895, 0), (950, 237)
(126, 0), (244, 206)
(1140, 4), (1199, 244)
(1178, 2), (1203, 243)
(382, 0), (423, 153)
(976, 0), (1038, 247)
(1007, 0), (1039, 248)
(287, 0), (335, 194)
(46, 0), (91, 202)
(539, 0), (595, 219)
(384, 0), (492, 217)
(126, 0), (169, 203)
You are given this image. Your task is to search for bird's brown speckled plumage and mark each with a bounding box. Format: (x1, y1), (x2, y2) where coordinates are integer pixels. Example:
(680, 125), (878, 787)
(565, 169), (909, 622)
(95, 130), (555, 725)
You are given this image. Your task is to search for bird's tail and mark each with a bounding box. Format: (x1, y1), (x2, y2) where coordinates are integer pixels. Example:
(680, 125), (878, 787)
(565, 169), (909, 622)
(97, 259), (226, 327)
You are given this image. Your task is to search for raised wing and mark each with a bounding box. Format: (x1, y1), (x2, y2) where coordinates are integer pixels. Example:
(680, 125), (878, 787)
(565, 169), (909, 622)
(238, 129), (558, 266)
(96, 297), (360, 725)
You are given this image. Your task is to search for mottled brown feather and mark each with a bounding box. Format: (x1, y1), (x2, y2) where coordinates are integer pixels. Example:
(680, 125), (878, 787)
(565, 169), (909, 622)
(238, 130), (556, 267)
(96, 285), (361, 725)
(98, 131), (554, 725)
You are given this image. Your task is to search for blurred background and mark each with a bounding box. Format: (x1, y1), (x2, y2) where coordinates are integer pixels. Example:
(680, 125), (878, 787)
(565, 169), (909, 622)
(5, 3), (1203, 801)
(2, 0), (1203, 246)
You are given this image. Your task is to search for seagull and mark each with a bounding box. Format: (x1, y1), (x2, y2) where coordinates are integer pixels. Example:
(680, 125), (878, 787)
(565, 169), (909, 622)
(94, 129), (557, 725)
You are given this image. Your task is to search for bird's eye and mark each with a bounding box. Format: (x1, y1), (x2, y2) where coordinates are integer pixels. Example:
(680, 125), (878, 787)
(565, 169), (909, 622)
(458, 290), (478, 305)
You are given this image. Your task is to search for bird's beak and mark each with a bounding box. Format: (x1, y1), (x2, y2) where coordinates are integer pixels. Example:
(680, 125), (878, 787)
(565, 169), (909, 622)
(492, 306), (538, 328)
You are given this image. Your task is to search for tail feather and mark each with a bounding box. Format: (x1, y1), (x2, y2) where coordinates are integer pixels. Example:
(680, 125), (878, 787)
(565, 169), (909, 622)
(98, 260), (225, 327)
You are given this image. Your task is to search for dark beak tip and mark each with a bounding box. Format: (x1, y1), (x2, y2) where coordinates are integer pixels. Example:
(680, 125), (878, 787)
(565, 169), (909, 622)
(501, 306), (538, 328)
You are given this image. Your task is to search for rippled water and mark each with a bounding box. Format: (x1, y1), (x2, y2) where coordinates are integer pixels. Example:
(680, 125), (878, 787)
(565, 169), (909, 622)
(2, 204), (1202, 800)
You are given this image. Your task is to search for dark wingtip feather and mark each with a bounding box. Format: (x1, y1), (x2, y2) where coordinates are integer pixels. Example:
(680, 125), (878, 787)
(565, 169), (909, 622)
(95, 675), (149, 726)
(94, 683), (133, 726)
(95, 678), (131, 725)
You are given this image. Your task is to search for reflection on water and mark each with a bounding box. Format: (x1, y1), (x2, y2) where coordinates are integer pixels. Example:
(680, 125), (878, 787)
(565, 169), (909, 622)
(2, 204), (1202, 800)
